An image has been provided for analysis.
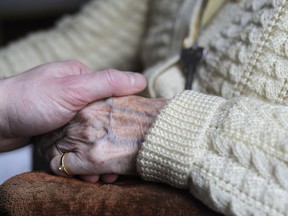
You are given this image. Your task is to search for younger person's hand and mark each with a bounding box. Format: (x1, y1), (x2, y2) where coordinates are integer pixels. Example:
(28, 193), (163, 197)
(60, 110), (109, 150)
(0, 60), (146, 151)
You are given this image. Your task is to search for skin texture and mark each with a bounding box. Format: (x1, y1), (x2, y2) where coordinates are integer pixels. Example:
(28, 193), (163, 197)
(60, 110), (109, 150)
(36, 96), (167, 183)
(0, 60), (147, 152)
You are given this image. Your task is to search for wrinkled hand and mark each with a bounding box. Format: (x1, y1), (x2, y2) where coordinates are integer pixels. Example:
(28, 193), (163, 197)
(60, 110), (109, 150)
(35, 96), (167, 183)
(0, 60), (146, 151)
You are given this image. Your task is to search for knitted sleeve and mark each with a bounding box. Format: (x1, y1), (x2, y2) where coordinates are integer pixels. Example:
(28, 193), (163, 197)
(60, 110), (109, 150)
(137, 90), (288, 215)
(0, 0), (148, 77)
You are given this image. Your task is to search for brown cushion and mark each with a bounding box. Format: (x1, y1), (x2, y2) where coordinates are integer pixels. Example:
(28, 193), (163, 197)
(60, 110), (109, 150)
(0, 172), (219, 216)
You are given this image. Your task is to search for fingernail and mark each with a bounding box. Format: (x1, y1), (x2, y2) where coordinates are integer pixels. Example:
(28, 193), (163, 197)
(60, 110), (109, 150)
(126, 72), (147, 89)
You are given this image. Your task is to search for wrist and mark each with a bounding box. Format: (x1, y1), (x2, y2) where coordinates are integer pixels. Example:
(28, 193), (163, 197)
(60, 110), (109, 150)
(153, 98), (169, 113)
(132, 98), (168, 174)
(144, 98), (168, 129)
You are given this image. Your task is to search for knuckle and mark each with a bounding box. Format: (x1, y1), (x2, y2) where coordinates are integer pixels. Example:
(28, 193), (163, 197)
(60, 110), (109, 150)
(73, 121), (107, 144)
(102, 69), (119, 88)
(75, 107), (96, 124)
(66, 119), (106, 145)
(90, 153), (104, 166)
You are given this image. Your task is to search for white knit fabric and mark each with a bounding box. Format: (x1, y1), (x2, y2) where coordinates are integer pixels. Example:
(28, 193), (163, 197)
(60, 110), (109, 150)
(195, 0), (288, 104)
(1, 0), (288, 215)
(138, 91), (288, 215)
(138, 0), (288, 215)
(0, 0), (148, 77)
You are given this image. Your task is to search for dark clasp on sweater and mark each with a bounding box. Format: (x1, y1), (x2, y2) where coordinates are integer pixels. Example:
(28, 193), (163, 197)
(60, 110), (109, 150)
(181, 46), (203, 90)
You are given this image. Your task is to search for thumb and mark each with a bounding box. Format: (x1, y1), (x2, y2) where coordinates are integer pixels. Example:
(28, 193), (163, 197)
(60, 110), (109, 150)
(59, 69), (147, 109)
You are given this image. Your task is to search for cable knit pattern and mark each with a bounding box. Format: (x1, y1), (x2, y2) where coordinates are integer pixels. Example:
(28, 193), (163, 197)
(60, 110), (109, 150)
(138, 0), (288, 215)
(195, 0), (288, 105)
(138, 91), (288, 215)
(2, 0), (288, 215)
(0, 0), (148, 77)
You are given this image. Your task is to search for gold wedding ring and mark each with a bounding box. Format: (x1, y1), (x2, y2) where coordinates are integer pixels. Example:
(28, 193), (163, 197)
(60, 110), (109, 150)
(58, 152), (73, 176)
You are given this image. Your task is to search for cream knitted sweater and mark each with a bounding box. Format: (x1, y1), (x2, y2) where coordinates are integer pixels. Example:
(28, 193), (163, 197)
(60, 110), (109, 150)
(139, 0), (288, 215)
(1, 0), (288, 215)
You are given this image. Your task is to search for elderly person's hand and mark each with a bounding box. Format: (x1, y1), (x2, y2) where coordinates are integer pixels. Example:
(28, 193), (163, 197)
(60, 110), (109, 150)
(35, 96), (167, 183)
(0, 60), (146, 152)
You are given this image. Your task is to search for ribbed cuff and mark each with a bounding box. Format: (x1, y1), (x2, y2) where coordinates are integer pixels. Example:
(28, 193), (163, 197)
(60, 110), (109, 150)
(137, 91), (226, 188)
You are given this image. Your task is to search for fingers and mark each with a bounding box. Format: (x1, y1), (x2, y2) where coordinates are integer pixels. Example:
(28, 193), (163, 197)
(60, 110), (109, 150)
(79, 175), (100, 183)
(74, 174), (118, 184)
(50, 151), (109, 176)
(51, 153), (118, 184)
(59, 69), (147, 108)
(87, 69), (147, 98)
(34, 127), (66, 155)
(0, 137), (30, 152)
(44, 143), (60, 161)
(100, 174), (118, 183)
(50, 152), (84, 177)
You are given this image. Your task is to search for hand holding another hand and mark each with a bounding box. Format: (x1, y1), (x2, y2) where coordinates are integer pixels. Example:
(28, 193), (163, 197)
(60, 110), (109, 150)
(36, 96), (167, 183)
(0, 60), (146, 151)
